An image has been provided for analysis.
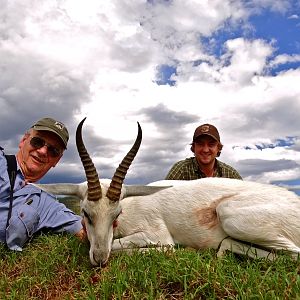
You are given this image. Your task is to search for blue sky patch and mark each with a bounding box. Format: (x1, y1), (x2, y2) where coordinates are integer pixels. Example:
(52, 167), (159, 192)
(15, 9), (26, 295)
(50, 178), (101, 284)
(155, 64), (177, 86)
(242, 136), (296, 150)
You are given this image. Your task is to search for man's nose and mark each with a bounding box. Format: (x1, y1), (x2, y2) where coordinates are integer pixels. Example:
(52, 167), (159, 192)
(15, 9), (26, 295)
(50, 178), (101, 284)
(37, 145), (49, 155)
(202, 143), (210, 151)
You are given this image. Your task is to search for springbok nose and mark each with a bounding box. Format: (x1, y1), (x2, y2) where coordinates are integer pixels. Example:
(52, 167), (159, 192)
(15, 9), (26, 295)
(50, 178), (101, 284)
(92, 252), (108, 267)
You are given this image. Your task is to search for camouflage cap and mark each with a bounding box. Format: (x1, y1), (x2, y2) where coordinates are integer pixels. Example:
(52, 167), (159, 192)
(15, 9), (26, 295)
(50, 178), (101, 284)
(31, 117), (69, 149)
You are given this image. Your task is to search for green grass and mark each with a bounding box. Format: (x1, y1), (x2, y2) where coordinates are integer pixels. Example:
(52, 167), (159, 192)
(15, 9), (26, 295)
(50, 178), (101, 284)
(1, 234), (300, 300)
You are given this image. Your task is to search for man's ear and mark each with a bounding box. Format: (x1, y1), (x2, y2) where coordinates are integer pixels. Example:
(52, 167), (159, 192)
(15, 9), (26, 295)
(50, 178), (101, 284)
(217, 143), (223, 157)
(19, 133), (29, 148)
(190, 143), (195, 153)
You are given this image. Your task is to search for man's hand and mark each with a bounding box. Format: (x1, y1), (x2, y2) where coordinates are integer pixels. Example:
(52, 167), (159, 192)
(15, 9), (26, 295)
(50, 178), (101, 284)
(75, 219), (87, 241)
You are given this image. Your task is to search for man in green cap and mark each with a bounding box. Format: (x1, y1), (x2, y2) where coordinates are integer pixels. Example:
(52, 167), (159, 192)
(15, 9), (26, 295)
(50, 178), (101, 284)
(0, 117), (86, 251)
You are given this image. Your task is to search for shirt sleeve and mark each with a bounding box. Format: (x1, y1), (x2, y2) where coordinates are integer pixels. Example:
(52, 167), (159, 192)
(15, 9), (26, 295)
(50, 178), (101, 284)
(38, 191), (83, 234)
(4, 182), (83, 251)
(232, 170), (243, 180)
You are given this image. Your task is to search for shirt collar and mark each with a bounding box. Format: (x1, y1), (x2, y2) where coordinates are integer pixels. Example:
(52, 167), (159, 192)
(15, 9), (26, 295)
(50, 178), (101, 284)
(192, 157), (220, 176)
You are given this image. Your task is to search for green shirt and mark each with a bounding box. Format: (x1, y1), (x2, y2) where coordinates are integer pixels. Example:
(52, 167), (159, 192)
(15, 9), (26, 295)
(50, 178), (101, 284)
(165, 157), (242, 180)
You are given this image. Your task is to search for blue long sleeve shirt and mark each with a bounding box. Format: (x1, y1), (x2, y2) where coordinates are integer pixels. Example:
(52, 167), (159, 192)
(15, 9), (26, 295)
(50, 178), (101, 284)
(0, 148), (82, 251)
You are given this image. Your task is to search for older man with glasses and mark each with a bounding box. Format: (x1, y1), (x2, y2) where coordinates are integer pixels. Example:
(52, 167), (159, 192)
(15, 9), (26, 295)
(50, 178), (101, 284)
(0, 117), (86, 251)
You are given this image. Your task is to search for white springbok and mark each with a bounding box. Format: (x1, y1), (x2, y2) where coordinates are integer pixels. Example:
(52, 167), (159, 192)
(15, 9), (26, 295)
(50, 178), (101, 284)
(35, 118), (300, 266)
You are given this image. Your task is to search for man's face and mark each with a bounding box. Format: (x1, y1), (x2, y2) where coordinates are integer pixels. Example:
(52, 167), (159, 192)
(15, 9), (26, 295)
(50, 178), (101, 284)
(17, 129), (64, 182)
(193, 135), (220, 166)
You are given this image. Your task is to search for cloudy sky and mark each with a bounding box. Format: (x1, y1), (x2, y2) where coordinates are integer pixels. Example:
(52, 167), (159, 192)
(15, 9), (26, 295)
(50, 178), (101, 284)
(1, 0), (300, 193)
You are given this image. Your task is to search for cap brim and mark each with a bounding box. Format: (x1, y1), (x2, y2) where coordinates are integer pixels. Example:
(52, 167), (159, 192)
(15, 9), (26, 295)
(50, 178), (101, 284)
(193, 133), (219, 142)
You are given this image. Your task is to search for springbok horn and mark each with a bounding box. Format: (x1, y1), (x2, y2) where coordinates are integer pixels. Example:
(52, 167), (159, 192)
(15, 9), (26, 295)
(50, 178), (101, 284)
(76, 117), (102, 201)
(106, 122), (142, 202)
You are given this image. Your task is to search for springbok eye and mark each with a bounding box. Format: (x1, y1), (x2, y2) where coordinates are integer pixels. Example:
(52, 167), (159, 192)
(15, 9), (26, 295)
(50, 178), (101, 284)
(82, 210), (92, 225)
(112, 211), (122, 229)
(113, 219), (118, 228)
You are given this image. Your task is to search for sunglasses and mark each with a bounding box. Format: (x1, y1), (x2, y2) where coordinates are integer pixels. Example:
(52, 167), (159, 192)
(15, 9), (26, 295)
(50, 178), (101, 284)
(30, 136), (62, 158)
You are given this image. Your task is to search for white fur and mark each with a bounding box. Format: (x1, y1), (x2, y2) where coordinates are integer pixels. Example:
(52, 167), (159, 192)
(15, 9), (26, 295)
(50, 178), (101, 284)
(34, 178), (300, 266)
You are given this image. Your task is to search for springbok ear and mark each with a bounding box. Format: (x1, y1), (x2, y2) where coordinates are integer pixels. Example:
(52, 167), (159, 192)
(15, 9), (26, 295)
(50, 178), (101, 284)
(30, 183), (86, 200)
(123, 185), (172, 198)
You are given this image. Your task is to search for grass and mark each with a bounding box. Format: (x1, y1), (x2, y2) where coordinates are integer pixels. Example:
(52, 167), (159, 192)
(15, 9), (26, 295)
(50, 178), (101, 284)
(1, 234), (300, 300)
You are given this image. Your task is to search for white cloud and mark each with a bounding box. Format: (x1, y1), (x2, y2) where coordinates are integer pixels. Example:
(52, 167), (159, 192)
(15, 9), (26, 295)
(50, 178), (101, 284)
(0, 0), (299, 189)
(269, 54), (300, 67)
(288, 14), (299, 19)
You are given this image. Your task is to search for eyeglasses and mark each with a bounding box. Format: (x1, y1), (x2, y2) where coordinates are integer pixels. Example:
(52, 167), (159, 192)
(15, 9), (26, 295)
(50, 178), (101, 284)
(30, 136), (63, 158)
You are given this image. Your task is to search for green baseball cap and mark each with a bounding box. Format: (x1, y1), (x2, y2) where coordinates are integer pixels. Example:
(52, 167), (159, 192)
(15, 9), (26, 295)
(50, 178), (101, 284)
(31, 117), (69, 149)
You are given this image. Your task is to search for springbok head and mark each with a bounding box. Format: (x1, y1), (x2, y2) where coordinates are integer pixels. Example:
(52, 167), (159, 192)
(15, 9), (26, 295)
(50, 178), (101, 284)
(76, 118), (142, 266)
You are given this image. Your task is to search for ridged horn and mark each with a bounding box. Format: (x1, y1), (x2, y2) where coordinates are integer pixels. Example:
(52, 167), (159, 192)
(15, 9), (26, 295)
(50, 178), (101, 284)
(106, 122), (142, 202)
(76, 117), (102, 201)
